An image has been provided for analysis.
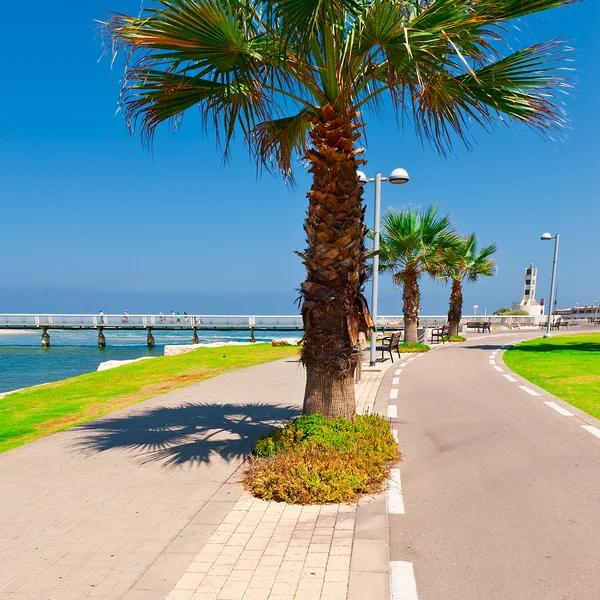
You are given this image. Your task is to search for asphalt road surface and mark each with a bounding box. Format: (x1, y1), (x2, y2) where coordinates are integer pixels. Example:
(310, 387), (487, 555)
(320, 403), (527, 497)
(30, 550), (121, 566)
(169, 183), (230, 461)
(388, 329), (600, 600)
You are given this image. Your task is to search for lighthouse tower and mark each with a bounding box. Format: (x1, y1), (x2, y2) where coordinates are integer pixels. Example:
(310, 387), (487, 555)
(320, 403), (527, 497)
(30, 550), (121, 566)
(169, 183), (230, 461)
(512, 264), (544, 315)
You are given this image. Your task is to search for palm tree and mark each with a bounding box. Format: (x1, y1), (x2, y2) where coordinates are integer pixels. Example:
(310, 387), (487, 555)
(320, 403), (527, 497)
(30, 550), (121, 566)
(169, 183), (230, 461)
(378, 205), (457, 344)
(104, 0), (572, 418)
(441, 234), (497, 337)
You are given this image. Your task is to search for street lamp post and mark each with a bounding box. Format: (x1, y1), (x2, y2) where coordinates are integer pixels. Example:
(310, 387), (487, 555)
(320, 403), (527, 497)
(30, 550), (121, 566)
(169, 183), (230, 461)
(357, 168), (410, 365)
(541, 232), (560, 338)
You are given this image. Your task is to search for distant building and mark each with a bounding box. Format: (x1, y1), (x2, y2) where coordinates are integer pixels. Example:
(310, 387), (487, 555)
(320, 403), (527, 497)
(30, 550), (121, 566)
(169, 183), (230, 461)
(554, 305), (600, 320)
(511, 264), (544, 316)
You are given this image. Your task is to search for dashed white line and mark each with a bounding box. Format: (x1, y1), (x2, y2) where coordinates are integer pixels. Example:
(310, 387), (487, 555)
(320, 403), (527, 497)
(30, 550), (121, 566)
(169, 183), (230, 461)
(388, 404), (398, 418)
(387, 468), (405, 515)
(493, 366), (504, 372)
(392, 377), (400, 385)
(395, 369), (403, 375)
(392, 429), (398, 443)
(399, 362), (408, 367)
(489, 355), (496, 360)
(489, 360), (496, 365)
(544, 402), (573, 416)
(389, 389), (399, 401)
(582, 425), (600, 439)
(504, 374), (517, 383)
(519, 385), (540, 396)
(407, 357), (417, 362)
(390, 560), (418, 600)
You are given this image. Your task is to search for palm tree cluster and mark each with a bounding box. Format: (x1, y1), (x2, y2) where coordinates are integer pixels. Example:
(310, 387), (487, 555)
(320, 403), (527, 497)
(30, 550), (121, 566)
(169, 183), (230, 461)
(103, 0), (573, 419)
(378, 205), (497, 343)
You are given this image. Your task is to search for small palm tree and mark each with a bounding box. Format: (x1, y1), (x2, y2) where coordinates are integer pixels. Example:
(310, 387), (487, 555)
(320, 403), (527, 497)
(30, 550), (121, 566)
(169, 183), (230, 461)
(104, 0), (572, 418)
(378, 206), (457, 344)
(441, 234), (497, 336)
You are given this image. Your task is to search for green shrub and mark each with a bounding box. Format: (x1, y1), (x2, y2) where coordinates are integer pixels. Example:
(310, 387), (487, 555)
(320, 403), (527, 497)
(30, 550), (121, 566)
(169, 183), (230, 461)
(448, 335), (466, 342)
(244, 414), (399, 504)
(398, 342), (430, 353)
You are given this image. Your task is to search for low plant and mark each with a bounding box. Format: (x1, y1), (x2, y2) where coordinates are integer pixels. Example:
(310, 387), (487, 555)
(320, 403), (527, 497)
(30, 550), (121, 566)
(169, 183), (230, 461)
(448, 335), (467, 342)
(399, 342), (430, 353)
(244, 414), (399, 504)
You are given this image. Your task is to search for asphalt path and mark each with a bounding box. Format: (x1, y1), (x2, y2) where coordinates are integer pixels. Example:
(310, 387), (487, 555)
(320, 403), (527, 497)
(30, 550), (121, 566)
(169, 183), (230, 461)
(388, 329), (600, 600)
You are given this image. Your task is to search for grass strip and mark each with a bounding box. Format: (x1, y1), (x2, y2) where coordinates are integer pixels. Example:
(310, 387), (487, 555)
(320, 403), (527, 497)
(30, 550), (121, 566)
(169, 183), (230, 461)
(244, 414), (399, 504)
(0, 344), (298, 454)
(503, 333), (600, 419)
(399, 342), (431, 353)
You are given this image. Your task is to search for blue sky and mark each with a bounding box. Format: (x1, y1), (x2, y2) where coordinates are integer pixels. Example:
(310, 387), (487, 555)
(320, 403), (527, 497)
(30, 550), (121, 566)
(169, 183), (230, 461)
(0, 0), (598, 316)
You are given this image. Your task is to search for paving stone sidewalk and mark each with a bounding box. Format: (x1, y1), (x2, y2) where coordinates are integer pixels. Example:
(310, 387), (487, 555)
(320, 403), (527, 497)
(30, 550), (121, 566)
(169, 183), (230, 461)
(0, 356), (396, 600)
(159, 360), (396, 600)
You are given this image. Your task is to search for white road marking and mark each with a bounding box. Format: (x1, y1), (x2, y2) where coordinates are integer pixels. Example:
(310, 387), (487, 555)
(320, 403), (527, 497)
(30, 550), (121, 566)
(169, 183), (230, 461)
(489, 360), (496, 365)
(390, 560), (418, 600)
(400, 362), (408, 367)
(544, 402), (573, 416)
(388, 404), (398, 418)
(392, 377), (400, 385)
(519, 385), (540, 396)
(582, 425), (600, 439)
(395, 369), (403, 375)
(392, 429), (398, 443)
(407, 357), (417, 362)
(489, 355), (496, 360)
(387, 468), (405, 515)
(493, 366), (504, 372)
(504, 374), (517, 383)
(389, 389), (399, 401)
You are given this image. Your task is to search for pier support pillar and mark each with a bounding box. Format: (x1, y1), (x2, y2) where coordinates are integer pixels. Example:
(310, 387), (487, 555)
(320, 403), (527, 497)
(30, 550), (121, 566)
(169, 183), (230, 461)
(146, 327), (155, 349)
(41, 327), (50, 348)
(98, 327), (106, 348)
(192, 327), (199, 345)
(250, 327), (256, 343)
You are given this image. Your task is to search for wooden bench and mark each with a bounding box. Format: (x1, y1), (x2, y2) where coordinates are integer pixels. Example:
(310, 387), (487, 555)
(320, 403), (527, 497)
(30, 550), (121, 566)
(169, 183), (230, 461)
(374, 331), (401, 362)
(431, 324), (449, 344)
(550, 318), (569, 330)
(466, 321), (491, 333)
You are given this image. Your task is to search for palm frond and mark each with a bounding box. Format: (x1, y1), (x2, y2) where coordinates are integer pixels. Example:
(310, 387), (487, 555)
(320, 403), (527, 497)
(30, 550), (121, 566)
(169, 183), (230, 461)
(251, 110), (313, 178)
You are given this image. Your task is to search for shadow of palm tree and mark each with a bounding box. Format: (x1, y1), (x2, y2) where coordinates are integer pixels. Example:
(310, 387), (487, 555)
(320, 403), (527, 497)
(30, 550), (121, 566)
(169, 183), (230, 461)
(74, 402), (300, 467)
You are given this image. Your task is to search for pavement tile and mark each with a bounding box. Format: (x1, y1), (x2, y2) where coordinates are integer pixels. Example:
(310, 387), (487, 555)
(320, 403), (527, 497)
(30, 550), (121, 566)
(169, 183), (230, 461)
(191, 503), (242, 527)
(207, 564), (234, 578)
(269, 582), (297, 596)
(166, 590), (196, 600)
(217, 580), (248, 600)
(347, 572), (390, 600)
(132, 551), (197, 591)
(349, 540), (388, 574)
(241, 589), (271, 600)
(175, 572), (207, 590)
(248, 575), (276, 588)
(303, 553), (328, 568)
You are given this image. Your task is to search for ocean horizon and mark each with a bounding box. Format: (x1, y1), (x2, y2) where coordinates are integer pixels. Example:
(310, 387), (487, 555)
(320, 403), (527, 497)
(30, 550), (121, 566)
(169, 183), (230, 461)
(0, 329), (301, 394)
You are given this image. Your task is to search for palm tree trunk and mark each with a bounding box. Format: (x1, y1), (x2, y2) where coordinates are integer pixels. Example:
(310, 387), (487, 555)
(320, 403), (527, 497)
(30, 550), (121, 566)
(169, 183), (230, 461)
(300, 105), (371, 419)
(447, 279), (463, 337)
(403, 269), (420, 345)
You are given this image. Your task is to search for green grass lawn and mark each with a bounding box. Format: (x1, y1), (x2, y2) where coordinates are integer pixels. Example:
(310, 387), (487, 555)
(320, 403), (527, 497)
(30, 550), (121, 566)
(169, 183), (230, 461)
(503, 333), (600, 419)
(0, 344), (299, 454)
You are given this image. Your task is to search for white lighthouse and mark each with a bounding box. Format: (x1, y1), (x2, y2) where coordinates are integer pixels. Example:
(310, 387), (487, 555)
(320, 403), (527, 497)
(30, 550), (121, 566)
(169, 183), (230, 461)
(512, 264), (544, 316)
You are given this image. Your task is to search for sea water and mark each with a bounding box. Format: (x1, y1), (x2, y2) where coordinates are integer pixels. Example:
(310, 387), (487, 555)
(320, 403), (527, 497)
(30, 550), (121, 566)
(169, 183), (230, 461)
(0, 329), (300, 393)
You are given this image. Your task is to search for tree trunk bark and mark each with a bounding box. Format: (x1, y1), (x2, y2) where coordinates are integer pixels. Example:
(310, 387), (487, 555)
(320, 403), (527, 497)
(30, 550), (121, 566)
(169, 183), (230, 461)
(403, 269), (420, 345)
(300, 105), (372, 419)
(447, 279), (463, 337)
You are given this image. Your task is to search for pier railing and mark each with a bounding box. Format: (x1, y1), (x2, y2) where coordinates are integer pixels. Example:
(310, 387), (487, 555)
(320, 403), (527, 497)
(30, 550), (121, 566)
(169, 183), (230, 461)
(0, 314), (305, 327)
(0, 313), (546, 328)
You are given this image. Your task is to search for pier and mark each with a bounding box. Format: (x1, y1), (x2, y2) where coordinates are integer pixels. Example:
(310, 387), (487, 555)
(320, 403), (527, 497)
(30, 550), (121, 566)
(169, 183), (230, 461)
(0, 314), (304, 348)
